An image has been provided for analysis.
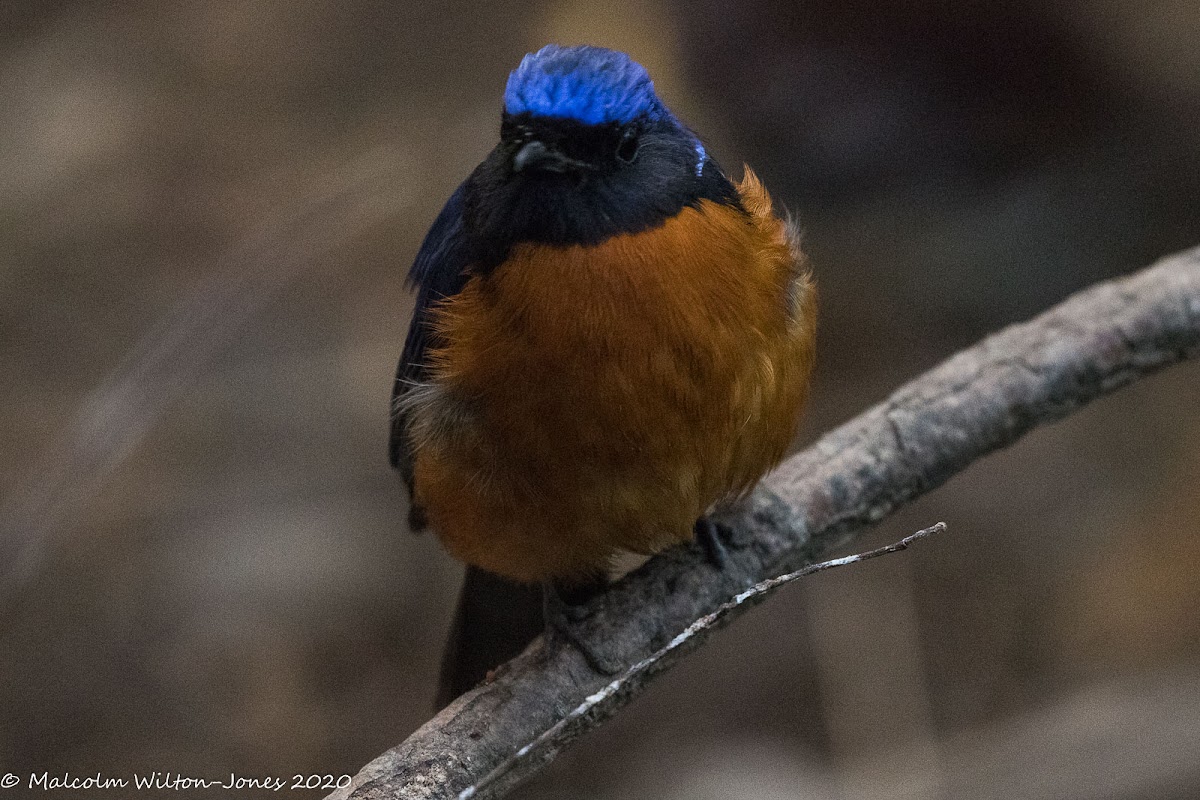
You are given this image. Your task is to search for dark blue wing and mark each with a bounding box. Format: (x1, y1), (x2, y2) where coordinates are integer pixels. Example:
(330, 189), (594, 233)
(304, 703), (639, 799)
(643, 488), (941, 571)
(389, 181), (473, 494)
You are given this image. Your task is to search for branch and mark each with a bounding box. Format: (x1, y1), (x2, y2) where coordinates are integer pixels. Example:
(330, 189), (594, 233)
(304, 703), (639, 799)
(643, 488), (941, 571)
(332, 246), (1200, 800)
(459, 522), (948, 798)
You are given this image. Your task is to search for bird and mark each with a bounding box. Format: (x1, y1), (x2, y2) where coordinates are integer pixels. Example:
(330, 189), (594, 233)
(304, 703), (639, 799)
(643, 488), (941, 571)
(389, 44), (816, 706)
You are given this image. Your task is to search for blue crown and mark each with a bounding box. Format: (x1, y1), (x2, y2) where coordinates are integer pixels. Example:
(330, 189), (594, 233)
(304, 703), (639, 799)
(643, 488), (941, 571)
(504, 45), (667, 126)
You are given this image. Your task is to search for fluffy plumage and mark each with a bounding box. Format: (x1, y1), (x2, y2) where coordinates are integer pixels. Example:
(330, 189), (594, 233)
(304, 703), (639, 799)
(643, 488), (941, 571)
(408, 172), (814, 581)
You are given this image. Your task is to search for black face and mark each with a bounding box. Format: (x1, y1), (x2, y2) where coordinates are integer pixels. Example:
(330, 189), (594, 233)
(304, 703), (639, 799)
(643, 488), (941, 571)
(462, 111), (742, 271)
(503, 114), (640, 174)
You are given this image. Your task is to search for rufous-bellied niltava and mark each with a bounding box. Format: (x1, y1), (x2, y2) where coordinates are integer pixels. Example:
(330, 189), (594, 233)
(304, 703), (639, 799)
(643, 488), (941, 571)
(389, 44), (816, 706)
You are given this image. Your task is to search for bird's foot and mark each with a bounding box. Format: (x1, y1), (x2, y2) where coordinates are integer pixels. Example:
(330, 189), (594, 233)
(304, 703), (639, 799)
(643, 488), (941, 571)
(542, 579), (622, 675)
(694, 515), (734, 569)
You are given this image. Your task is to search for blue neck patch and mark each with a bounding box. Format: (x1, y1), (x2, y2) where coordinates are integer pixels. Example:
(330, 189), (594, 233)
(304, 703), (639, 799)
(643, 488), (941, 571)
(504, 45), (667, 126)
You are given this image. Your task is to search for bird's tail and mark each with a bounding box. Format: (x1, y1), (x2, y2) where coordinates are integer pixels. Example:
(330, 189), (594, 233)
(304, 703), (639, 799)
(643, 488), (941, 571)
(435, 565), (544, 709)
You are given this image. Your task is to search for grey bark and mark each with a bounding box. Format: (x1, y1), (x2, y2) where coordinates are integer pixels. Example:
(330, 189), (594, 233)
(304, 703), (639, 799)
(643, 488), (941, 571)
(331, 245), (1200, 800)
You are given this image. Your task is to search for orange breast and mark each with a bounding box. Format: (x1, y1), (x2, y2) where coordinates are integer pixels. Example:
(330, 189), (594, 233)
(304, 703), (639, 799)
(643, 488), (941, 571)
(408, 170), (816, 582)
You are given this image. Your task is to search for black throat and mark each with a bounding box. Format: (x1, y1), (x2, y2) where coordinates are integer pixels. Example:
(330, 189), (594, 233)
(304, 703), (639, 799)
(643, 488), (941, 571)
(462, 113), (743, 271)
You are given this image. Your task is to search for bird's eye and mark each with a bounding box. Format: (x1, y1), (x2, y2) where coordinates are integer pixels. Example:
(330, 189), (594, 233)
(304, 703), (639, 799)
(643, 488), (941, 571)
(616, 129), (639, 163)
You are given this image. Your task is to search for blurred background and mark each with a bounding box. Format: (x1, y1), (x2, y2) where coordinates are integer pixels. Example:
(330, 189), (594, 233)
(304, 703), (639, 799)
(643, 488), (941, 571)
(2, 1), (1199, 798)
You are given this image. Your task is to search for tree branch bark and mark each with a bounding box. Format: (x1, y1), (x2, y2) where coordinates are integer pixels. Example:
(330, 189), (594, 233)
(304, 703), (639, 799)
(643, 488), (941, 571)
(331, 245), (1200, 800)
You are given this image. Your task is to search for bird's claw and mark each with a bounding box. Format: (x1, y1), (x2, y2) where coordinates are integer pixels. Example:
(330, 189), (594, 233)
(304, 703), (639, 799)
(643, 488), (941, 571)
(694, 515), (734, 569)
(542, 581), (623, 675)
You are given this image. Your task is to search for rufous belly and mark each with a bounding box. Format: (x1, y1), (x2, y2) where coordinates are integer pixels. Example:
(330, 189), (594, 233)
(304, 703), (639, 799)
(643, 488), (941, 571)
(408, 171), (815, 582)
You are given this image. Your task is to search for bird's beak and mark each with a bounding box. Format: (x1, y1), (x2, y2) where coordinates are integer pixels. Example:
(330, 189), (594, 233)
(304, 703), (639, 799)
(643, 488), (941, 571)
(512, 140), (579, 173)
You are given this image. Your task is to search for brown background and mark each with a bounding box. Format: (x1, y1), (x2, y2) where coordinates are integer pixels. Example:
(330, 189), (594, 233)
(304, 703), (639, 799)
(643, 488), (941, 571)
(2, 1), (1199, 798)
